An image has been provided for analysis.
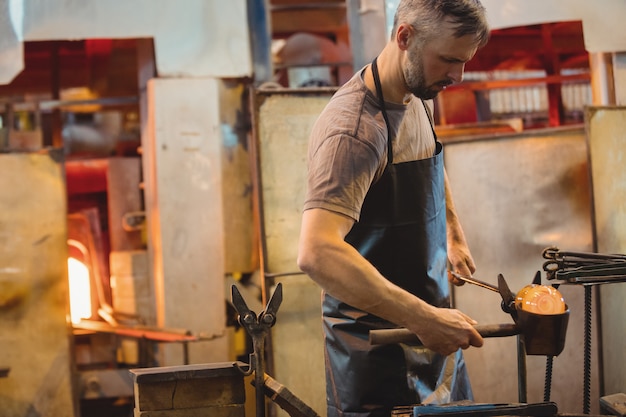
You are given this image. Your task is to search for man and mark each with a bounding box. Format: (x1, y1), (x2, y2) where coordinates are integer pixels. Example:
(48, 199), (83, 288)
(297, 1), (490, 416)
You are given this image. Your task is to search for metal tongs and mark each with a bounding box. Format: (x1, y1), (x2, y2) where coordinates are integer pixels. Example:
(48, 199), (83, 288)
(231, 283), (283, 417)
(450, 271), (499, 292)
(450, 270), (530, 318)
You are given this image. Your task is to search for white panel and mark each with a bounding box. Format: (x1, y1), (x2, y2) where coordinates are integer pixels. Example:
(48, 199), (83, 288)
(144, 77), (228, 365)
(0, 0), (251, 80)
(480, 0), (580, 29)
(0, 0), (24, 83)
(578, 0), (626, 53)
(480, 0), (626, 53)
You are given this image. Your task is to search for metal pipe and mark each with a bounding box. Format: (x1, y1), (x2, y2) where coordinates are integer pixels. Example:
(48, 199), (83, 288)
(369, 323), (519, 345)
(517, 335), (527, 403)
(247, 0), (273, 84)
(589, 52), (616, 105)
(450, 271), (499, 293)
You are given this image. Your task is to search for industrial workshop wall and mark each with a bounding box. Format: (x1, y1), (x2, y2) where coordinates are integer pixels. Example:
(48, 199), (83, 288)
(586, 106), (626, 397)
(0, 150), (77, 417)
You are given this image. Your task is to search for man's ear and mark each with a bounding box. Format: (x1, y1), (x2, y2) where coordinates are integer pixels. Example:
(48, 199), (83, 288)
(396, 23), (413, 51)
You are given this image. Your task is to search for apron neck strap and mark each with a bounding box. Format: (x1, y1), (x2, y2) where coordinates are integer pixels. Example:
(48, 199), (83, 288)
(371, 57), (394, 165)
(421, 99), (439, 142)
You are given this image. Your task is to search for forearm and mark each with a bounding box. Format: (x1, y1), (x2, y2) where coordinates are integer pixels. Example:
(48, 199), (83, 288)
(444, 170), (476, 276)
(309, 241), (435, 328)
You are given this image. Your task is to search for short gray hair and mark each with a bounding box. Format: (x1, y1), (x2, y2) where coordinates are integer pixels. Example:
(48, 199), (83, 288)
(391, 0), (490, 47)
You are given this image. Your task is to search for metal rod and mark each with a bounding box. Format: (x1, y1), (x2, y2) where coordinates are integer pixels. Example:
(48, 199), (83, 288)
(583, 285), (592, 414)
(39, 96), (138, 111)
(369, 323), (519, 345)
(450, 271), (499, 293)
(254, 337), (266, 417)
(517, 335), (527, 403)
(543, 356), (554, 402)
(263, 271), (306, 279)
(73, 320), (198, 342)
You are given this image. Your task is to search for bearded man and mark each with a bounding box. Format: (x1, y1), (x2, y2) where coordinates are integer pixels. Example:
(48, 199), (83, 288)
(297, 1), (491, 416)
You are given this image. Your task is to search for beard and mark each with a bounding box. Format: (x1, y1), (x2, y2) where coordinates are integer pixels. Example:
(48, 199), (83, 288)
(404, 46), (450, 100)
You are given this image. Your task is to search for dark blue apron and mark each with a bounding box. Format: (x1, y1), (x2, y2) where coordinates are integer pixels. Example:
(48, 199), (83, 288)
(322, 58), (473, 417)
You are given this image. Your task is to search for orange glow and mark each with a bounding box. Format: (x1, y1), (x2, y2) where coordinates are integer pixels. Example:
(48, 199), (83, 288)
(68, 257), (92, 324)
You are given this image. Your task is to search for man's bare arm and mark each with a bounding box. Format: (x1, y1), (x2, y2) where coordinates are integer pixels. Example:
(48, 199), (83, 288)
(297, 207), (483, 355)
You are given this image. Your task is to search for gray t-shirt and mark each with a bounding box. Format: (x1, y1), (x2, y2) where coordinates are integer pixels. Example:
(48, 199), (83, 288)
(304, 67), (437, 221)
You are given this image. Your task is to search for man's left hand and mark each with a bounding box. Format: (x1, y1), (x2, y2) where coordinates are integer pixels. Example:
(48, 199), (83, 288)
(448, 241), (476, 286)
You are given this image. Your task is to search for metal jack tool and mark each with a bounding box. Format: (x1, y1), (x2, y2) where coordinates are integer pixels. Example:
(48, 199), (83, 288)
(232, 282), (283, 417)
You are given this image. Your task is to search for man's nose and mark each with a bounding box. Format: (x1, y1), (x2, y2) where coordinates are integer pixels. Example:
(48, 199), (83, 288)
(449, 63), (465, 84)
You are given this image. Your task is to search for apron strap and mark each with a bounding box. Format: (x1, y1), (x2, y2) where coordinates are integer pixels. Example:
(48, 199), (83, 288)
(420, 99), (439, 142)
(371, 57), (394, 165)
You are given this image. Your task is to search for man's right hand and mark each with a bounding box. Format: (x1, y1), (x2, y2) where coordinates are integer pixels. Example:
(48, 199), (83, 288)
(409, 306), (484, 356)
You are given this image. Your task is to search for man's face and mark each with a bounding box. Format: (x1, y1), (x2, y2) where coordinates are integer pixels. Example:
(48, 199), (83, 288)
(403, 20), (478, 100)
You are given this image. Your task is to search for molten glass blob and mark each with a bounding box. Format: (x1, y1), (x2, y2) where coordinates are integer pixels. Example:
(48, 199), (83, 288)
(517, 284), (565, 315)
(515, 284), (536, 309)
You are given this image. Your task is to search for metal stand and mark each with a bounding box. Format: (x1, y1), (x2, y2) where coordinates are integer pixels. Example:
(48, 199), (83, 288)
(518, 335), (528, 403)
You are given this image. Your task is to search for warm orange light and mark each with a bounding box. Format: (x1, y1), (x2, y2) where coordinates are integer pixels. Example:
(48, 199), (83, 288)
(68, 257), (92, 324)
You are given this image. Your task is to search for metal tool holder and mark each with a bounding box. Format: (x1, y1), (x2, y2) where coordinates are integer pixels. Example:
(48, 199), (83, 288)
(542, 247), (626, 415)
